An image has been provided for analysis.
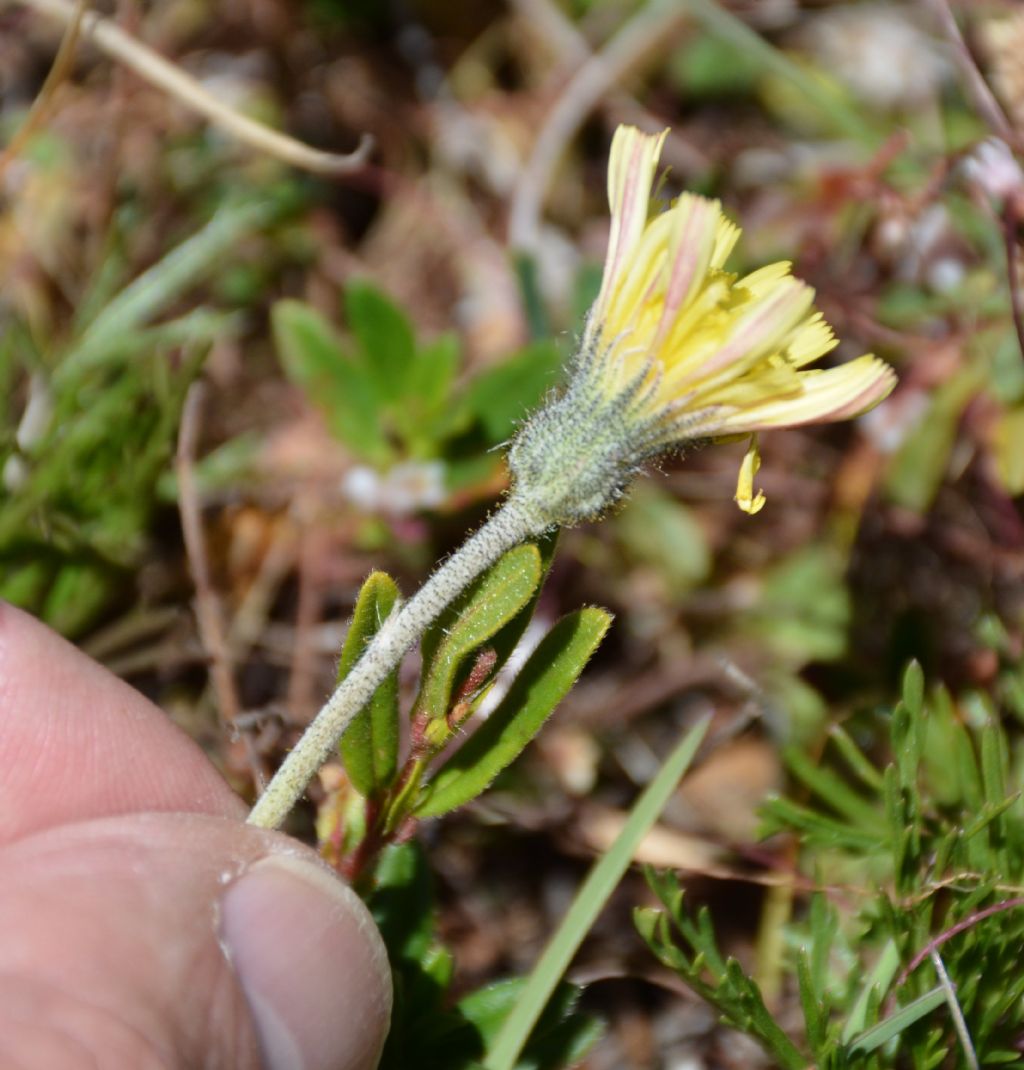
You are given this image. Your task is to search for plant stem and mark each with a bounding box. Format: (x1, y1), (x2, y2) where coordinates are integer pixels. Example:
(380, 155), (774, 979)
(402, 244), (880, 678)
(247, 495), (542, 829)
(1002, 203), (1024, 364)
(0, 0), (86, 182)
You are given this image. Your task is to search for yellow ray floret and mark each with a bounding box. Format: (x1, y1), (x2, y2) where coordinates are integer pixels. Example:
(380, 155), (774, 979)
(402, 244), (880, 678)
(585, 125), (896, 512)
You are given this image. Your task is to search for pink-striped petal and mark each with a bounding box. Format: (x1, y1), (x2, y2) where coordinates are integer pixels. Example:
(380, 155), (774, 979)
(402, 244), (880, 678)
(591, 126), (667, 325)
(714, 355), (897, 432)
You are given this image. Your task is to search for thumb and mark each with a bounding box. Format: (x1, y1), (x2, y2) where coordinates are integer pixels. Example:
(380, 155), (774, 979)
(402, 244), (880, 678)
(0, 812), (391, 1070)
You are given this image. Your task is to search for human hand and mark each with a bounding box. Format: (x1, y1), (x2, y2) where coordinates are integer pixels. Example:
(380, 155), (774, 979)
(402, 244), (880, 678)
(0, 602), (391, 1069)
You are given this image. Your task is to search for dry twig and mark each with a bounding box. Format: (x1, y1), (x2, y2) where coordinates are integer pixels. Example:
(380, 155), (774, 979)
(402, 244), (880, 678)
(916, 0), (1024, 361)
(6, 0), (373, 175)
(930, 950), (979, 1070)
(176, 383), (265, 788)
(510, 0), (707, 178)
(285, 506), (330, 727)
(0, 0), (86, 179)
(918, 0), (1017, 146)
(507, 1), (691, 257)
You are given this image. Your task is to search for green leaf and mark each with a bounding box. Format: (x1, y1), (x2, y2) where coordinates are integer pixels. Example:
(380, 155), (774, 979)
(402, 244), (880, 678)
(783, 745), (880, 829)
(763, 670), (829, 745)
(749, 546), (850, 663)
(483, 717), (710, 1070)
(0, 560), (51, 612)
(828, 724), (885, 793)
(368, 842), (437, 964)
(884, 367), (981, 513)
(416, 607), (611, 818)
(681, 0), (878, 144)
(670, 31), (763, 98)
(979, 722), (1009, 807)
(1, 328), (204, 634)
(410, 333), (460, 415)
(636, 872), (806, 1070)
(993, 404), (1024, 495)
(891, 692), (922, 790)
(41, 560), (119, 637)
(61, 200), (272, 382)
(843, 939), (900, 1041)
(414, 544), (543, 725)
(369, 843), (462, 1070)
(902, 660), (925, 718)
(272, 299), (391, 466)
(616, 486), (711, 592)
(460, 341), (563, 442)
(953, 717), (985, 813)
(157, 431), (261, 502)
(338, 571), (401, 797)
(847, 987), (947, 1053)
(990, 323), (1024, 403)
(797, 951), (827, 1051)
(345, 278), (417, 402)
(961, 794), (1019, 844)
(759, 796), (880, 850)
(721, 961), (805, 1069)
(459, 980), (601, 1070)
(513, 253), (550, 341)
(63, 308), (238, 376)
(401, 332), (465, 454)
(808, 893), (837, 1001)
(481, 531), (559, 691)
(459, 982), (527, 1050)
(921, 686), (972, 807)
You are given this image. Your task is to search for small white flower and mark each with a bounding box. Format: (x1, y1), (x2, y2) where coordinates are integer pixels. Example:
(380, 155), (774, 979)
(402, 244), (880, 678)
(341, 461), (447, 516)
(961, 138), (1024, 209)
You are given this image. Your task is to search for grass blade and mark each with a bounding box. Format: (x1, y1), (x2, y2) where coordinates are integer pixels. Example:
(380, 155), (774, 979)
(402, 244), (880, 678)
(61, 200), (271, 381)
(482, 716), (711, 1070)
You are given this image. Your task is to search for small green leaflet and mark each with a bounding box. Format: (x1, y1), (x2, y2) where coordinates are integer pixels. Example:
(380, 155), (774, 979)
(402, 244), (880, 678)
(338, 571), (401, 797)
(414, 544), (542, 725)
(415, 607), (611, 818)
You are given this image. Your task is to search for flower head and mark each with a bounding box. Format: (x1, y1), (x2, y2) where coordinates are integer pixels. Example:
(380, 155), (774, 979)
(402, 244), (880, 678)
(508, 125), (896, 527)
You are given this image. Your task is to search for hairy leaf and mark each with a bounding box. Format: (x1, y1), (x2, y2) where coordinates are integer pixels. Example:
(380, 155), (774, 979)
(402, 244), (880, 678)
(416, 608), (610, 818)
(339, 572), (401, 797)
(415, 544), (542, 724)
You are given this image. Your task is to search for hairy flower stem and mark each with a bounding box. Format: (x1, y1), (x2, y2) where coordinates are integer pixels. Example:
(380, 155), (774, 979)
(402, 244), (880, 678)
(247, 495), (544, 829)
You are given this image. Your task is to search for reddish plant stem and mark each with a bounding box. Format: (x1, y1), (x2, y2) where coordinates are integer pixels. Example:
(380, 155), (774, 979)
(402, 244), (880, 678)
(1002, 203), (1024, 363)
(894, 896), (1024, 992)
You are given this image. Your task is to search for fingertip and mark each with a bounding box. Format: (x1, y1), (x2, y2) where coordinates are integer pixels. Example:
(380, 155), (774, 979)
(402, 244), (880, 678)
(221, 854), (392, 1070)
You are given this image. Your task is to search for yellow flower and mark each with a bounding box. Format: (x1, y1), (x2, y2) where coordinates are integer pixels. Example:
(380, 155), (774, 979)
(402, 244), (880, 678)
(589, 125), (896, 512)
(508, 125), (896, 527)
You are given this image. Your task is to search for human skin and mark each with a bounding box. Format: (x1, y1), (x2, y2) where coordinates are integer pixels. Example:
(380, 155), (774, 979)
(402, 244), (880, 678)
(0, 601), (391, 1070)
